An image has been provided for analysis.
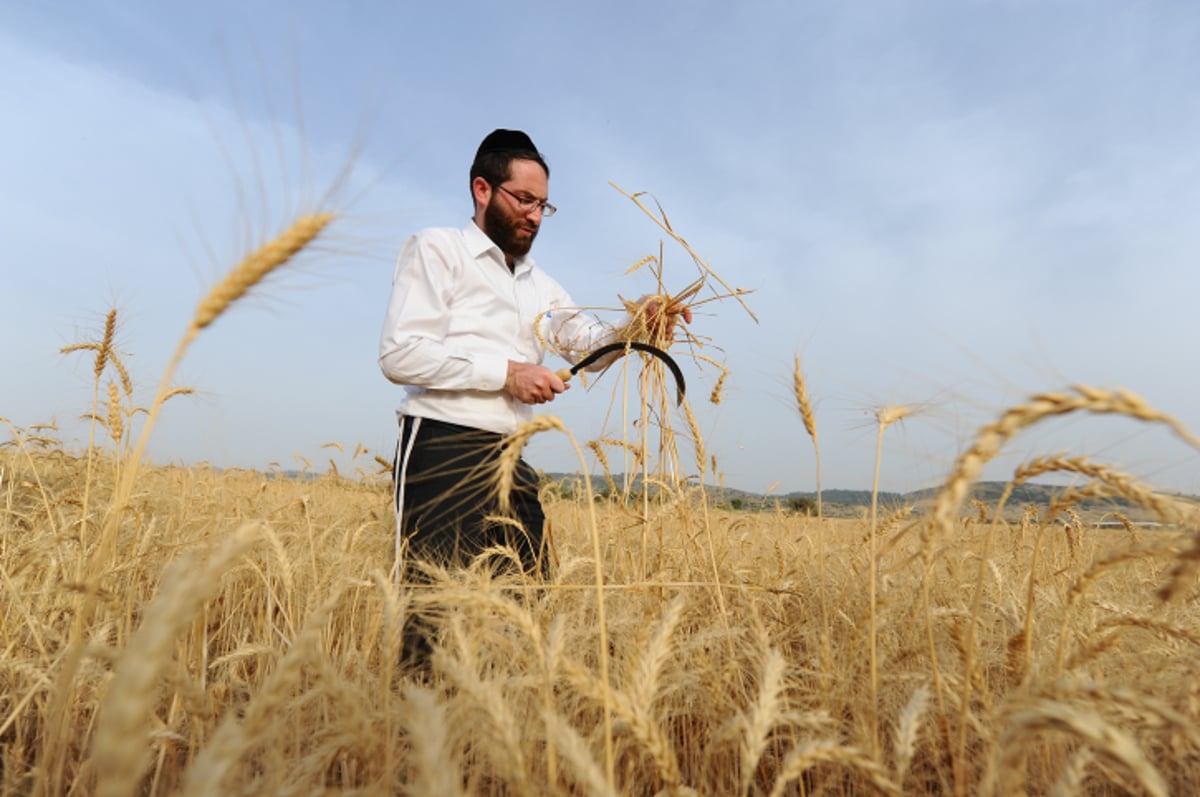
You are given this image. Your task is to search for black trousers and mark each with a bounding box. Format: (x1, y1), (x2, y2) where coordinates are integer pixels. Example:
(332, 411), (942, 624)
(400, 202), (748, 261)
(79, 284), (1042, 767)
(392, 416), (548, 672)
(392, 416), (548, 576)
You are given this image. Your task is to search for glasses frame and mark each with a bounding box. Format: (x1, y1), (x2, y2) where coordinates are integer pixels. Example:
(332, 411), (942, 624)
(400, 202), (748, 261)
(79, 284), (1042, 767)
(495, 183), (557, 218)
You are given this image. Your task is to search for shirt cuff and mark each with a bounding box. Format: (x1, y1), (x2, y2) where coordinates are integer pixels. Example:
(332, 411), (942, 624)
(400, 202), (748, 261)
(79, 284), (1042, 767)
(474, 356), (510, 391)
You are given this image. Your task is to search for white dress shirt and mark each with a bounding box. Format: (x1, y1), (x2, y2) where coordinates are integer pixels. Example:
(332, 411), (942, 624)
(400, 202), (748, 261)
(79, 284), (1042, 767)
(379, 220), (616, 434)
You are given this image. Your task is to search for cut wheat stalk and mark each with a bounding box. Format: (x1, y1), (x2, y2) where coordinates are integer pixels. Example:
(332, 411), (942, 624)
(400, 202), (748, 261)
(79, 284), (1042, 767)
(610, 181), (759, 324)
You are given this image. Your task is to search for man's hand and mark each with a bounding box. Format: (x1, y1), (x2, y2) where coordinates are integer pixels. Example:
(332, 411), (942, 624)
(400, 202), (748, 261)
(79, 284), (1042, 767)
(639, 295), (693, 344)
(506, 360), (568, 405)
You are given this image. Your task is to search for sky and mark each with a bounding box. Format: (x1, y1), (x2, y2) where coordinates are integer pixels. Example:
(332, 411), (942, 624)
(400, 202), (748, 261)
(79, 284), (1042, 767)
(2, 0), (1199, 497)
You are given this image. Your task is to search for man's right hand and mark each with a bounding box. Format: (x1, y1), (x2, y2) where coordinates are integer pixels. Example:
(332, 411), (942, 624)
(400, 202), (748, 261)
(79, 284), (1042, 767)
(505, 361), (568, 405)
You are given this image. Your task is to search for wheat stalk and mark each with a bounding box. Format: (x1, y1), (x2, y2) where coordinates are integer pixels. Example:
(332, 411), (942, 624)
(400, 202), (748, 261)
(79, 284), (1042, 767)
(60, 308), (118, 563)
(400, 686), (466, 797)
(178, 587), (345, 797)
(438, 655), (533, 794)
(95, 309), (116, 380)
(1047, 749), (1094, 797)
(769, 739), (901, 797)
(992, 701), (1167, 797)
(867, 404), (912, 758)
(562, 656), (682, 790)
(102, 212), (334, 561)
(681, 400), (706, 478)
(894, 684), (930, 785)
(92, 524), (262, 797)
(792, 355), (822, 518)
(738, 646), (788, 797)
(709, 368), (728, 405)
(39, 213), (334, 794)
(930, 385), (1200, 562)
(497, 415), (565, 514)
(926, 384), (1200, 791)
(541, 709), (621, 797)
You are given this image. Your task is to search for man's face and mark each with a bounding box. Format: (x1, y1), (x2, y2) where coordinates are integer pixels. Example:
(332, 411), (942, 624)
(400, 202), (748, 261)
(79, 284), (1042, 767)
(482, 158), (549, 260)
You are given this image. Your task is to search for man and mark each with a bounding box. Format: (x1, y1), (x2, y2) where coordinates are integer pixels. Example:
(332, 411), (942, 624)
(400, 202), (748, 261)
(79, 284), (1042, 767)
(380, 129), (689, 585)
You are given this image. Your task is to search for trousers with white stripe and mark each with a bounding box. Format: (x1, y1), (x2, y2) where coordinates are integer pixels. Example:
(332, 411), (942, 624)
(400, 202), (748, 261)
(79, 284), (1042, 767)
(391, 415), (548, 579)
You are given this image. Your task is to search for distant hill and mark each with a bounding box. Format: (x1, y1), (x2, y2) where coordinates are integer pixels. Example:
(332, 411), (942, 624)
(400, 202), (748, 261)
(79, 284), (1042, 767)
(261, 467), (1193, 522)
(542, 472), (1197, 520)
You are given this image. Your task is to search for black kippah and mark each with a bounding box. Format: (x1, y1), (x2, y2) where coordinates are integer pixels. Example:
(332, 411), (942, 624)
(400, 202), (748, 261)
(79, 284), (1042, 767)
(475, 129), (538, 158)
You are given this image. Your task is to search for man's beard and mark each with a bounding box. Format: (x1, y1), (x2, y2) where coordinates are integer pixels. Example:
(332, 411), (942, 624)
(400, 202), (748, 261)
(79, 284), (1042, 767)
(483, 196), (538, 259)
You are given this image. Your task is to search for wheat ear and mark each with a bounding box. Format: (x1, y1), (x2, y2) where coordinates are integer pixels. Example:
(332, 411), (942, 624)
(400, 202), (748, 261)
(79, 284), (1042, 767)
(92, 524), (261, 797)
(993, 701), (1167, 797)
(681, 400), (706, 478)
(438, 655), (533, 794)
(541, 710), (621, 797)
(191, 213), (333, 330)
(97, 214), (333, 559)
(562, 657), (682, 791)
(769, 740), (901, 797)
(792, 355), (822, 518)
(178, 587), (345, 797)
(929, 385), (1200, 562)
(62, 308), (117, 557)
(1048, 749), (1095, 797)
(497, 415), (565, 514)
(739, 646), (789, 797)
(400, 686), (466, 797)
(41, 214), (333, 792)
(894, 685), (930, 786)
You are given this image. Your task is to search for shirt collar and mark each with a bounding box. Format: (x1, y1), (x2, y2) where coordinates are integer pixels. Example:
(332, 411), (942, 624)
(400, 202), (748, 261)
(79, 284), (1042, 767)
(463, 219), (534, 275)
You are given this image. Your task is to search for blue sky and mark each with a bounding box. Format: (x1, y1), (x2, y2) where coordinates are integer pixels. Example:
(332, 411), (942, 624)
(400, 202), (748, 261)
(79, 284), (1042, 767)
(3, 1), (1199, 495)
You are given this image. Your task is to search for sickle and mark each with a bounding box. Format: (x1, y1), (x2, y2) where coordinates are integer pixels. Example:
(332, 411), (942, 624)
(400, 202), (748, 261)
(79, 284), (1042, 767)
(556, 341), (686, 406)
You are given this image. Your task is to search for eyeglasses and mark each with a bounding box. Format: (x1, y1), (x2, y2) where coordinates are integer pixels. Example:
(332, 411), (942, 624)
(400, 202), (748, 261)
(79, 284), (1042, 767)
(495, 184), (557, 218)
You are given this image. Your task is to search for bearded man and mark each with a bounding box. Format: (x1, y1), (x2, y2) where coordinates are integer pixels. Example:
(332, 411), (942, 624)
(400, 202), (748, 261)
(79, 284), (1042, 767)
(380, 129), (692, 666)
(383, 128), (691, 577)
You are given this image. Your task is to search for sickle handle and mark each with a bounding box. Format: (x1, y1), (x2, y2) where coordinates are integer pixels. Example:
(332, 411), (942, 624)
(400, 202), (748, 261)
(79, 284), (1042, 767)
(556, 368), (573, 383)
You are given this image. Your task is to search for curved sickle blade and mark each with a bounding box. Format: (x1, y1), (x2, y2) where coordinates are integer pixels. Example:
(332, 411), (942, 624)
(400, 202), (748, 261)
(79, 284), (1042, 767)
(566, 341), (686, 405)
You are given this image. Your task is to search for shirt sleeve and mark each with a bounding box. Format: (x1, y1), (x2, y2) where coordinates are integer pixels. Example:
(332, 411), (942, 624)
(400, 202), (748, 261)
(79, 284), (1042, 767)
(540, 281), (626, 372)
(378, 232), (509, 391)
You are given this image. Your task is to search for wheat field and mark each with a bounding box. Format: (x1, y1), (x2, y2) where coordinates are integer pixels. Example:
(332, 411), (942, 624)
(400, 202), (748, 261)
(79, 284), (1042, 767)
(5, 212), (1200, 796)
(5, 393), (1200, 795)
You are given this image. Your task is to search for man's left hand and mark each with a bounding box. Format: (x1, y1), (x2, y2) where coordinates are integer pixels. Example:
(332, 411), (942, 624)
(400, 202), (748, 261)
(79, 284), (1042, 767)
(639, 295), (693, 344)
